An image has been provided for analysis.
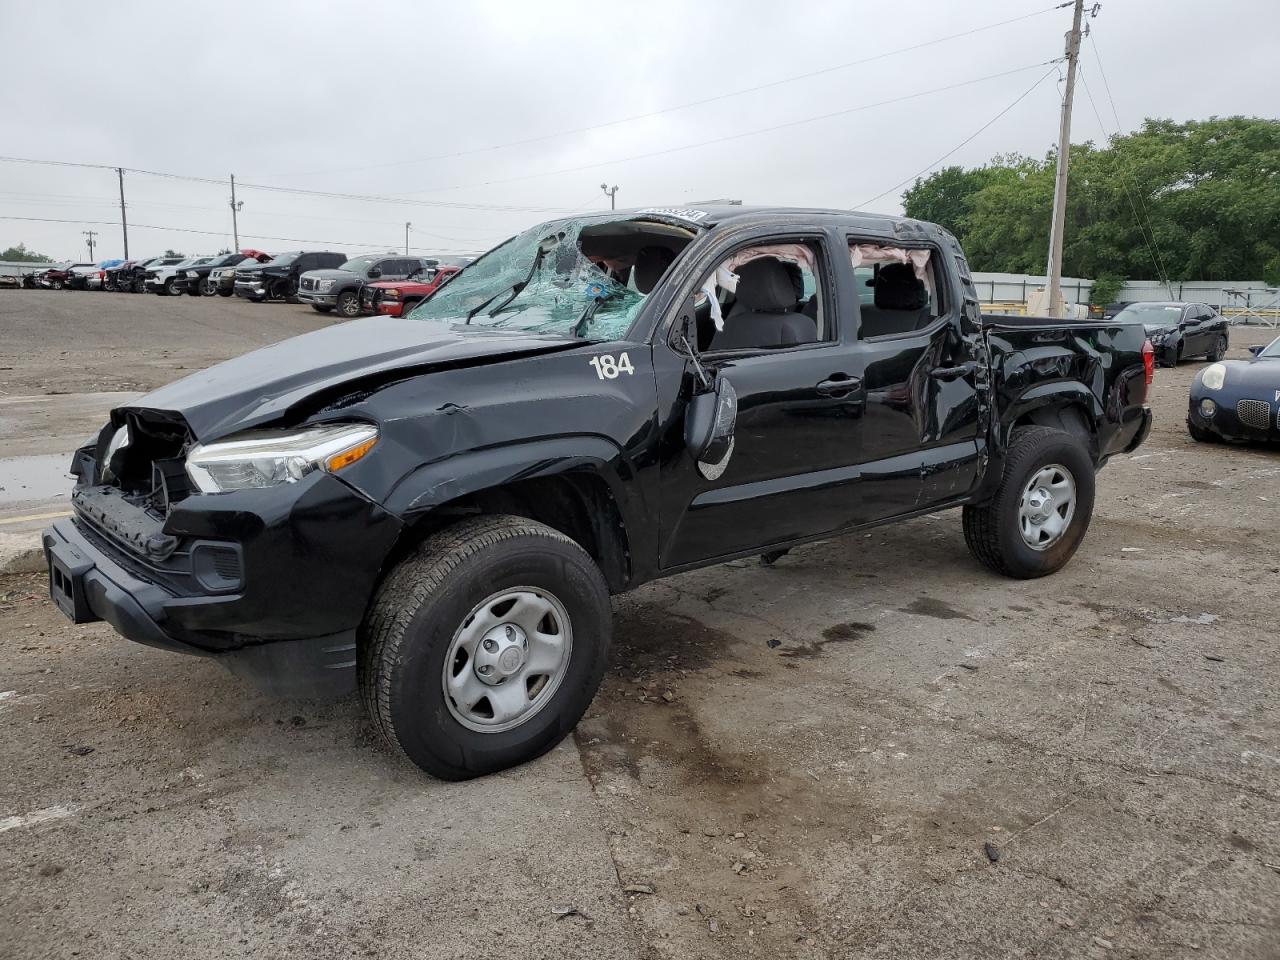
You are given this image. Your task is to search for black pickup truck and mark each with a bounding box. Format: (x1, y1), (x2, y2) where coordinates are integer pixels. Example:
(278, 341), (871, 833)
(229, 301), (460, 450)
(43, 206), (1152, 780)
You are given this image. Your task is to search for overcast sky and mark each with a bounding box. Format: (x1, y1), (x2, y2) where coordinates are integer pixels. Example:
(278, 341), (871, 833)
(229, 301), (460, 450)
(3, 0), (1277, 263)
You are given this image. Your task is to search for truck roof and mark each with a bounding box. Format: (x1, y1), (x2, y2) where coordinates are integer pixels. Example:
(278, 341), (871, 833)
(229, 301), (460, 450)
(602, 205), (952, 244)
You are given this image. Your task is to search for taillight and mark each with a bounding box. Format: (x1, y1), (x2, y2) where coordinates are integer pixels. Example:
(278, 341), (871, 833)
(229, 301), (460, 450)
(1142, 339), (1155, 390)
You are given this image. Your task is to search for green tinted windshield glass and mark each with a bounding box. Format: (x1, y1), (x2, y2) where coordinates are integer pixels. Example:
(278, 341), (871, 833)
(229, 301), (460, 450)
(406, 218), (648, 340)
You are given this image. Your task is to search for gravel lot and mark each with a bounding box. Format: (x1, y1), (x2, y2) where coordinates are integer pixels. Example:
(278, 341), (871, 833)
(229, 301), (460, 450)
(2, 290), (1278, 959)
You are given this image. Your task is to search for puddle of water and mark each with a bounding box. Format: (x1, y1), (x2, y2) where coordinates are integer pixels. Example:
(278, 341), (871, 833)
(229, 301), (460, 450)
(0, 453), (74, 505)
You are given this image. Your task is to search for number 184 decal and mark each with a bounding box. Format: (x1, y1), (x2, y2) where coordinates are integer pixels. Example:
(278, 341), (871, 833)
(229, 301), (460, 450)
(589, 352), (634, 379)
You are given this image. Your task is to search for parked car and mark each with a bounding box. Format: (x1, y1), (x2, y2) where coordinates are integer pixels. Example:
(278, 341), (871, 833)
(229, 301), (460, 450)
(1114, 301), (1229, 367)
(298, 254), (436, 318)
(146, 257), (214, 296)
(362, 264), (461, 317)
(234, 250), (346, 303)
(0, 274), (21, 289)
(173, 252), (259, 297)
(43, 205), (1154, 780)
(103, 260), (138, 292)
(1100, 301), (1131, 321)
(1187, 334), (1280, 443)
(207, 249), (271, 297)
(41, 263), (89, 290)
(65, 264), (102, 290)
(121, 256), (182, 294)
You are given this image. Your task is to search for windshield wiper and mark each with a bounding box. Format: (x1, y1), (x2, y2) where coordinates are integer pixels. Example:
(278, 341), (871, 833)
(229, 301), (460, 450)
(573, 281), (615, 339)
(465, 234), (559, 324)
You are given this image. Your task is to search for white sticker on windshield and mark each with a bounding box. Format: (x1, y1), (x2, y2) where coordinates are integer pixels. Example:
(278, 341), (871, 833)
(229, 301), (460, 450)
(637, 207), (709, 223)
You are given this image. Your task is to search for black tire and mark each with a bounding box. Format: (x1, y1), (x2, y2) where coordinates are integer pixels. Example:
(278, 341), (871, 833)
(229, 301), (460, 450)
(359, 515), (611, 780)
(200, 278), (218, 296)
(186, 284), (202, 297)
(132, 278), (146, 294)
(163, 277), (180, 296)
(51, 279), (63, 290)
(217, 286), (233, 297)
(310, 304), (333, 314)
(1209, 335), (1227, 361)
(336, 289), (361, 318)
(1188, 419), (1218, 443)
(962, 425), (1095, 579)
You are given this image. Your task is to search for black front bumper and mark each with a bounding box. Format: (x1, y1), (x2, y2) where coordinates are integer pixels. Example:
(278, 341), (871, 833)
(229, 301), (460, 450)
(43, 472), (404, 697)
(1188, 396), (1280, 443)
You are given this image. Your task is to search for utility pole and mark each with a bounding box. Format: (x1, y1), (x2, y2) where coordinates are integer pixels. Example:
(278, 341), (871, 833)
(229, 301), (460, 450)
(82, 230), (97, 261)
(229, 174), (243, 251)
(116, 168), (129, 258)
(600, 183), (619, 210)
(1045, 0), (1085, 319)
(405, 221), (412, 255)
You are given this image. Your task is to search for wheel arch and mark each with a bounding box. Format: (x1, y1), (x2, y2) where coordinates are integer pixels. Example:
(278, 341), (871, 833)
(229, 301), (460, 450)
(380, 438), (639, 594)
(1003, 384), (1101, 461)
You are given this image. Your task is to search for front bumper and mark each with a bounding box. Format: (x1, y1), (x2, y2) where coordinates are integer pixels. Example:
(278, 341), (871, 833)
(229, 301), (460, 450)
(234, 281), (268, 299)
(1188, 395), (1280, 443)
(43, 472), (404, 696)
(297, 291), (338, 306)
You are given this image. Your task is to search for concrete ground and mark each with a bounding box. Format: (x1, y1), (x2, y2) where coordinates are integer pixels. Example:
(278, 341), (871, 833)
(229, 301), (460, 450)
(1, 290), (1277, 959)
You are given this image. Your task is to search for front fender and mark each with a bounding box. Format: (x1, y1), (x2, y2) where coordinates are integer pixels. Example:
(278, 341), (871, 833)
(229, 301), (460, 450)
(383, 435), (637, 519)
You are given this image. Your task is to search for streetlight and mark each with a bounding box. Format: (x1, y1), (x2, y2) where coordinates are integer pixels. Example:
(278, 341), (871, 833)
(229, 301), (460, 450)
(600, 183), (619, 210)
(405, 221), (412, 255)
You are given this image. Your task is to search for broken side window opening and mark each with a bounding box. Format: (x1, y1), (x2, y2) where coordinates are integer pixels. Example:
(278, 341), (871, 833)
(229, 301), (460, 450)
(694, 241), (827, 353)
(849, 243), (940, 340)
(409, 217), (695, 341)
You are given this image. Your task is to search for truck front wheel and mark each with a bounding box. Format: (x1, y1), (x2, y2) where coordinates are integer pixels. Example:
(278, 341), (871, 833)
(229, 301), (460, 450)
(359, 515), (612, 780)
(962, 426), (1095, 579)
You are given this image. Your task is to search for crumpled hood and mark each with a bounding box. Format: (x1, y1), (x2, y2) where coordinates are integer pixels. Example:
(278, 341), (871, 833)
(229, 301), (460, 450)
(120, 316), (583, 439)
(1144, 324), (1177, 337)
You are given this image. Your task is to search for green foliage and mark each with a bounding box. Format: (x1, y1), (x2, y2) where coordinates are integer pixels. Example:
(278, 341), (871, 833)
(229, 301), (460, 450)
(163, 249), (185, 258)
(0, 243), (53, 262)
(1089, 274), (1125, 307)
(902, 117), (1280, 283)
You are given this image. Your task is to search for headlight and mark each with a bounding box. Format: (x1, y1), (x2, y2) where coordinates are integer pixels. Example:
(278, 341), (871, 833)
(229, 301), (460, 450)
(1201, 363), (1227, 391)
(317, 279), (335, 292)
(382, 288), (401, 300)
(186, 423), (378, 493)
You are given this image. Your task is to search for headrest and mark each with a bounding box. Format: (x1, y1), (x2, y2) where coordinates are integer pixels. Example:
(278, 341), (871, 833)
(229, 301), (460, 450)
(633, 246), (675, 294)
(874, 262), (928, 311)
(735, 258), (800, 312)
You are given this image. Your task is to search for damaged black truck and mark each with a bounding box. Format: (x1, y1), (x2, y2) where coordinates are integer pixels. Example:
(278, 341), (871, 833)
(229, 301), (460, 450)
(44, 207), (1153, 780)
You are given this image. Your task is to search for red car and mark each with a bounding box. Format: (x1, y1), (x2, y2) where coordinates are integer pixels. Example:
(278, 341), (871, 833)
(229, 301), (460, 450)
(360, 265), (461, 317)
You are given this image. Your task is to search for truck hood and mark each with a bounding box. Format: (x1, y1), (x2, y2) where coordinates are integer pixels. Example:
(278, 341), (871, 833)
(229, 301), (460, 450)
(300, 268), (358, 282)
(119, 315), (584, 439)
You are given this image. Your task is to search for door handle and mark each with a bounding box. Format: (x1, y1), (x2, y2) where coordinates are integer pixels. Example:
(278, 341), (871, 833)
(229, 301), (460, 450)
(816, 375), (862, 397)
(929, 361), (978, 382)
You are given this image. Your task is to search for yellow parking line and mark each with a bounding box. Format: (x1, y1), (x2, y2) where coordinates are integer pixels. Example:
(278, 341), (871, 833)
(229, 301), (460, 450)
(0, 510), (70, 525)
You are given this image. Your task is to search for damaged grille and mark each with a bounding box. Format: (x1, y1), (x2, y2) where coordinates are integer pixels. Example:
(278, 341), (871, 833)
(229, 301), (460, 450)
(1236, 399), (1272, 430)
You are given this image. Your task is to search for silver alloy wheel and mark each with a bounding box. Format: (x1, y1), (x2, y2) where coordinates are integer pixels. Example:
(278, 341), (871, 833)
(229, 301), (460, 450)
(1018, 463), (1076, 550)
(442, 587), (573, 733)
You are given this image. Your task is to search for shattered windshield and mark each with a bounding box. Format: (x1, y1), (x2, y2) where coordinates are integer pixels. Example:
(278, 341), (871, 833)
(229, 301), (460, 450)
(405, 216), (693, 340)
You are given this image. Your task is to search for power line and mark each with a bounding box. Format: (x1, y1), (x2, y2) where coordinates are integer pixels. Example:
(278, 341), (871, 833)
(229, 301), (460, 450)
(855, 65), (1060, 209)
(384, 61), (1060, 198)
(0, 216), (488, 255)
(1086, 32), (1175, 295)
(1077, 67), (1173, 295)
(0, 156), (566, 214)
(254, 4), (1065, 180)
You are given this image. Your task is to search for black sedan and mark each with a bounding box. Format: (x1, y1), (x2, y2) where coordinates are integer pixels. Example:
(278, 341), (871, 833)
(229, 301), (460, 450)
(1187, 334), (1280, 443)
(1115, 301), (1230, 367)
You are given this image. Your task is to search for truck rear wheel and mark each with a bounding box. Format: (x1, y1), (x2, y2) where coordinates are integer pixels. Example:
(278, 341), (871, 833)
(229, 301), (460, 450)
(962, 426), (1095, 579)
(359, 515), (611, 780)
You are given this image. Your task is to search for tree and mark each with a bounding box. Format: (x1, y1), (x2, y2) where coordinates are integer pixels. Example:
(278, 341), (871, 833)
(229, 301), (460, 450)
(902, 117), (1280, 284)
(163, 249), (185, 258)
(1089, 274), (1125, 307)
(0, 243), (53, 262)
